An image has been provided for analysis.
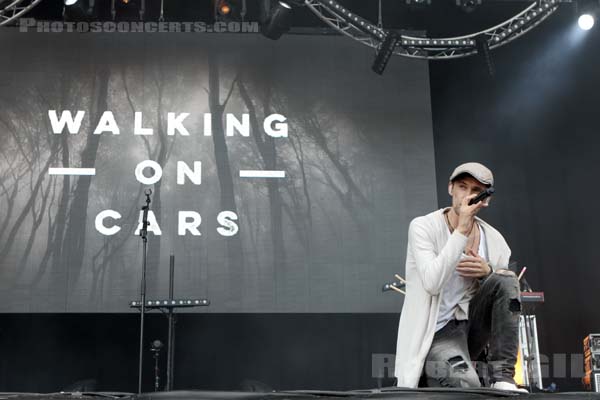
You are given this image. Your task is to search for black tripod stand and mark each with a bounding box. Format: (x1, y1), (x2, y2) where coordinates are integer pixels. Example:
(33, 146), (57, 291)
(138, 188), (152, 394)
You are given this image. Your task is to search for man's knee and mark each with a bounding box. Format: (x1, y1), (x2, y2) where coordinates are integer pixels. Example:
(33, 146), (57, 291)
(489, 269), (521, 312)
(447, 355), (481, 388)
(489, 269), (519, 288)
(494, 268), (517, 278)
(424, 356), (481, 388)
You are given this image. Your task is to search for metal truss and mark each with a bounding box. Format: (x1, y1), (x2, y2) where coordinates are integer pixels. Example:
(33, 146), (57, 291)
(305, 0), (560, 60)
(0, 0), (45, 26)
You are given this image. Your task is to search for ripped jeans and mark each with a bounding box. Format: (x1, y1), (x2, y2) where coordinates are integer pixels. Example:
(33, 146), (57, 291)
(423, 270), (522, 388)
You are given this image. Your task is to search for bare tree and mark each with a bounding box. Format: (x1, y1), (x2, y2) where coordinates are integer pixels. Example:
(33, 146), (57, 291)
(45, 75), (75, 284)
(15, 175), (55, 274)
(206, 54), (244, 306)
(0, 146), (24, 242)
(237, 78), (286, 274)
(59, 64), (111, 288)
(0, 97), (61, 265)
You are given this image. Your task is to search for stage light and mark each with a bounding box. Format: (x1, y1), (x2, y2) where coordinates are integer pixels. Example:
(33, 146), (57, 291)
(218, 1), (231, 15)
(261, 1), (293, 40)
(130, 299), (210, 308)
(63, 0), (91, 20)
(372, 31), (400, 75)
(476, 35), (495, 78)
(578, 14), (595, 30)
(577, 0), (599, 30)
(214, 0), (243, 20)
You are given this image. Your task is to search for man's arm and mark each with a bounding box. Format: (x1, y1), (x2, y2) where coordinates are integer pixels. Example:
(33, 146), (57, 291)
(410, 193), (488, 296)
(409, 219), (468, 296)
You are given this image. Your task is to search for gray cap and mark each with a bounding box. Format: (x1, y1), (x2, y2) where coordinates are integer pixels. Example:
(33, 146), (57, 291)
(449, 162), (494, 186)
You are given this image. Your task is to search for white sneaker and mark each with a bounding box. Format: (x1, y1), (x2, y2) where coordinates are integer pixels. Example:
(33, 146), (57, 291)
(491, 381), (529, 394)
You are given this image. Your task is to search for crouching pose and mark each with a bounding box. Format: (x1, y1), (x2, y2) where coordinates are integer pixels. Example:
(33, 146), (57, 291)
(394, 162), (525, 393)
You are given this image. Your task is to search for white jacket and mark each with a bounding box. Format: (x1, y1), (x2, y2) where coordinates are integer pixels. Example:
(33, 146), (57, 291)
(394, 208), (511, 388)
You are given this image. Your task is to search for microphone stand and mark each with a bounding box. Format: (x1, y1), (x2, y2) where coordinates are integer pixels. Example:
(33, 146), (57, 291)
(138, 188), (152, 394)
(166, 254), (175, 391)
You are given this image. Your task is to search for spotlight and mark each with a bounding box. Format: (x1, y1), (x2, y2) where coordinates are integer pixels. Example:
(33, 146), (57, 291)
(218, 1), (231, 15)
(578, 13), (595, 30)
(214, 0), (242, 21)
(261, 1), (293, 40)
(577, 0), (599, 30)
(372, 31), (400, 75)
(63, 0), (92, 20)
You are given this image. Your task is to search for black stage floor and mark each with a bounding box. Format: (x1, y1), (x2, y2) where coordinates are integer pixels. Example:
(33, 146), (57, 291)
(3, 389), (600, 400)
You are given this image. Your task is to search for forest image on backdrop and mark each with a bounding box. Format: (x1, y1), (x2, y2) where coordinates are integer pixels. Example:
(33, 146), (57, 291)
(0, 32), (437, 312)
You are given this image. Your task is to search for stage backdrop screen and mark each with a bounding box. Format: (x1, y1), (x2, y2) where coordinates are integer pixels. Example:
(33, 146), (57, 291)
(0, 30), (437, 312)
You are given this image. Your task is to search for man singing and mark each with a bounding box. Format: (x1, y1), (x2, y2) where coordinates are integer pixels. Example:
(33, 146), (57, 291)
(394, 162), (526, 393)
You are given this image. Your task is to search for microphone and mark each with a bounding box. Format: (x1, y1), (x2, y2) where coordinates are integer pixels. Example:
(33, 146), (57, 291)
(140, 188), (152, 238)
(469, 187), (495, 205)
(141, 204), (150, 233)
